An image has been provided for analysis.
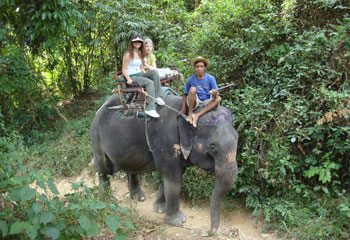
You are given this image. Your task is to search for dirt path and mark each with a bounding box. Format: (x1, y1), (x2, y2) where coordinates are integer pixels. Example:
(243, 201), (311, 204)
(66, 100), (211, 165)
(55, 169), (276, 240)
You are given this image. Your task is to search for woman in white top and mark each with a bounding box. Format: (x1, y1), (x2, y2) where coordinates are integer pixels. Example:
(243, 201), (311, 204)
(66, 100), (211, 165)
(122, 34), (165, 118)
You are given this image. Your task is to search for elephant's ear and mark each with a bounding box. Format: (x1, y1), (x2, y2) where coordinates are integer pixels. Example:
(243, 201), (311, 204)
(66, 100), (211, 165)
(177, 114), (193, 160)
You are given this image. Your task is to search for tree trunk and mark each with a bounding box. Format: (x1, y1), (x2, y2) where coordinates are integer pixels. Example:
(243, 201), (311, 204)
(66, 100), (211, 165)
(28, 95), (39, 127)
(41, 78), (68, 123)
(195, 0), (199, 9)
(26, 55), (68, 123)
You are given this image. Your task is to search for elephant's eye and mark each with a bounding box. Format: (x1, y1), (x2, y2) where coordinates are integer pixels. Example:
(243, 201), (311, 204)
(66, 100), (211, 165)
(210, 144), (217, 154)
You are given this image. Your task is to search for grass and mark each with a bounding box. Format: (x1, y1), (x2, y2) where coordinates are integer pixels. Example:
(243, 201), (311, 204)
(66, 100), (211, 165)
(21, 88), (109, 177)
(22, 114), (94, 177)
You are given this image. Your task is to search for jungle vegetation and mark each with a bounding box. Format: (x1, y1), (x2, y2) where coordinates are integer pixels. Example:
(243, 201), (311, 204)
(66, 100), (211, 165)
(1, 0), (349, 239)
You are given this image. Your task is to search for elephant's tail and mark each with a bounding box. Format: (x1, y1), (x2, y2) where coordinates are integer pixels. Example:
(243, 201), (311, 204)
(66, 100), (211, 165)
(90, 129), (114, 177)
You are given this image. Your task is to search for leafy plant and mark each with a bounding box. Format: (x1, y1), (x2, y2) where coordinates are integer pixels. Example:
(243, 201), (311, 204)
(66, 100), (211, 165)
(182, 167), (216, 205)
(0, 134), (134, 239)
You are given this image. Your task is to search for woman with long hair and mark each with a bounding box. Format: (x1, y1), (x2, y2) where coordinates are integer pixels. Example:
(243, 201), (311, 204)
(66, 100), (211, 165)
(122, 34), (165, 118)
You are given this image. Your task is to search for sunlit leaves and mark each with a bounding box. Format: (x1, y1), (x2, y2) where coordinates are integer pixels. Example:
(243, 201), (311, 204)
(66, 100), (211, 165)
(1, 0), (82, 52)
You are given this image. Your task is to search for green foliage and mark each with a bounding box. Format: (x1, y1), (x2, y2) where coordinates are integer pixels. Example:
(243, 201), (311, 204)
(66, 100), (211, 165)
(260, 191), (350, 240)
(144, 167), (216, 205)
(0, 0), (81, 52)
(0, 47), (54, 134)
(23, 111), (94, 177)
(172, 0), (350, 238)
(0, 133), (134, 239)
(290, 0), (350, 30)
(41, 0), (155, 97)
(181, 167), (216, 205)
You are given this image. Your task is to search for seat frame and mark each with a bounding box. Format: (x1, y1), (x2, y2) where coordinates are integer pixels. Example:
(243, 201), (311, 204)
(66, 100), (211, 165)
(114, 70), (182, 114)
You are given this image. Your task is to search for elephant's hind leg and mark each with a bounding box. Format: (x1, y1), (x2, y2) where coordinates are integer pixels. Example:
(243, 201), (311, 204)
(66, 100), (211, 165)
(127, 173), (147, 201)
(92, 144), (113, 198)
(153, 183), (166, 213)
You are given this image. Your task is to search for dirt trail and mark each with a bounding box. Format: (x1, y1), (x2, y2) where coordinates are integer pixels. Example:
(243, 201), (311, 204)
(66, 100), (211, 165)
(55, 169), (276, 240)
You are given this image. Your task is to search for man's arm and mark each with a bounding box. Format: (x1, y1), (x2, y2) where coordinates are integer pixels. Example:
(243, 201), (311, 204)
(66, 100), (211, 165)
(209, 74), (220, 99)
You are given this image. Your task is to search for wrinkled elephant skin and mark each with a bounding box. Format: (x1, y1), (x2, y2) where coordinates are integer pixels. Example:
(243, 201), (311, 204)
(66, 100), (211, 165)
(90, 94), (238, 236)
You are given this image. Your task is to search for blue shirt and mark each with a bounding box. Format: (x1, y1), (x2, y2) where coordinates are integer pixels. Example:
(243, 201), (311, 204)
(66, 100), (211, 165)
(184, 73), (218, 101)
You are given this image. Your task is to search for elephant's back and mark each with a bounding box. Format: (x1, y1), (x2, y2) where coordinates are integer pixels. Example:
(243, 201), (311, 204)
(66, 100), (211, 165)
(165, 94), (182, 108)
(91, 95), (155, 173)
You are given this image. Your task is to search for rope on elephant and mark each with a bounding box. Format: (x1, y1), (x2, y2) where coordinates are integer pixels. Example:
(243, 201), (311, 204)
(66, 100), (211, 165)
(143, 97), (153, 153)
(142, 89), (184, 116)
(142, 89), (188, 153)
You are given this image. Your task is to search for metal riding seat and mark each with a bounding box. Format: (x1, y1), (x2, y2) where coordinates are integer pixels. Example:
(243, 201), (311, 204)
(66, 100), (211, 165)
(114, 69), (182, 114)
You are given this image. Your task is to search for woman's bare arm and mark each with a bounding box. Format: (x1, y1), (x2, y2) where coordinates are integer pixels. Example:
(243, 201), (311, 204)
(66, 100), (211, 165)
(122, 53), (133, 84)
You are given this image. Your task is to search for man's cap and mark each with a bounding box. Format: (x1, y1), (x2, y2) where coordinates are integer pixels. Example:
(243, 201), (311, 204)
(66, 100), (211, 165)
(191, 56), (210, 68)
(131, 34), (144, 42)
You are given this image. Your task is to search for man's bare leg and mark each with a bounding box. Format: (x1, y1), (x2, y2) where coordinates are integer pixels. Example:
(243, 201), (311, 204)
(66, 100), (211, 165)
(192, 96), (222, 128)
(186, 87), (197, 124)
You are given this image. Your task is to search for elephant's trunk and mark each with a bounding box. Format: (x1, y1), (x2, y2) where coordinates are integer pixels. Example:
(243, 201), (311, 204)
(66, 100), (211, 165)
(208, 151), (237, 236)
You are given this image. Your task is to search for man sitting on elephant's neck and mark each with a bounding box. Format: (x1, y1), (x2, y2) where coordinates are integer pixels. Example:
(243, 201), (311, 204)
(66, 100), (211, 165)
(180, 56), (222, 128)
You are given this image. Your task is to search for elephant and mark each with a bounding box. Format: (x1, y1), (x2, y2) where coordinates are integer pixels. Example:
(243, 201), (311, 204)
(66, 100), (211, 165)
(90, 92), (238, 236)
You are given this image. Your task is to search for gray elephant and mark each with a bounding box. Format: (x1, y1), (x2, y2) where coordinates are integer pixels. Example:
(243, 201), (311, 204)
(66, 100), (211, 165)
(90, 93), (238, 236)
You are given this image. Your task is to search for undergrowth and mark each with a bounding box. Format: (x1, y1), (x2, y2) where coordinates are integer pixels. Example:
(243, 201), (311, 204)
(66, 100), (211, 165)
(21, 82), (113, 177)
(0, 132), (134, 239)
(23, 116), (94, 177)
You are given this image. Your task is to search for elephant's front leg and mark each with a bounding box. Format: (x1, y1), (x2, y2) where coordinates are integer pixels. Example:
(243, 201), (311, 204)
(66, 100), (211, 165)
(127, 173), (146, 201)
(163, 177), (186, 226)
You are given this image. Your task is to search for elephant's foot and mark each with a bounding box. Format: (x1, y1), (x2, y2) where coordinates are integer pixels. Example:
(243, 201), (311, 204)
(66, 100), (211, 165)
(153, 201), (166, 213)
(130, 189), (147, 201)
(164, 210), (187, 226)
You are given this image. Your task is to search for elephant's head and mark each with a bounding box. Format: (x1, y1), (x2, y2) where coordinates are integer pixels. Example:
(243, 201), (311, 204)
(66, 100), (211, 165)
(178, 107), (238, 236)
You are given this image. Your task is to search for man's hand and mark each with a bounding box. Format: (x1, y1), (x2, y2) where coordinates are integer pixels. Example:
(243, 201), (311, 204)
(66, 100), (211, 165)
(209, 89), (219, 97)
(127, 79), (133, 85)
